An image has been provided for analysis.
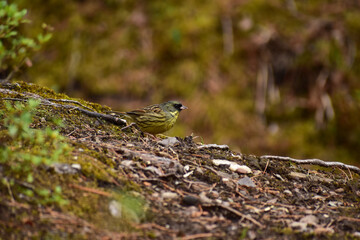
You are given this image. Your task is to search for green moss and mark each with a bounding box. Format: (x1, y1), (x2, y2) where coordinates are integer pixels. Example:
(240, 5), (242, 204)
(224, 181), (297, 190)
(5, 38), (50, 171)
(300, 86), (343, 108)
(203, 169), (222, 183)
(0, 81), (147, 237)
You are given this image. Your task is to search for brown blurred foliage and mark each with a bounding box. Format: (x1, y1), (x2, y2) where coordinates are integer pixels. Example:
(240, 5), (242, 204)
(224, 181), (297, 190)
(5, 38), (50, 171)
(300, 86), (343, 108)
(14, 0), (360, 164)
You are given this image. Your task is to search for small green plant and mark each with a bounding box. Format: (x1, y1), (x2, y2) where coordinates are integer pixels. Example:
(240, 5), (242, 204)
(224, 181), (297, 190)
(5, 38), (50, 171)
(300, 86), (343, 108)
(0, 1), (52, 79)
(0, 99), (69, 205)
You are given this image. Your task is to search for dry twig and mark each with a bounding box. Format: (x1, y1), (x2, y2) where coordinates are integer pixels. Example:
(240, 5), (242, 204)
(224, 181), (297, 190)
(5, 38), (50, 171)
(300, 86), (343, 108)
(0, 87), (126, 127)
(180, 232), (218, 240)
(260, 155), (360, 174)
(69, 184), (112, 197)
(215, 204), (264, 228)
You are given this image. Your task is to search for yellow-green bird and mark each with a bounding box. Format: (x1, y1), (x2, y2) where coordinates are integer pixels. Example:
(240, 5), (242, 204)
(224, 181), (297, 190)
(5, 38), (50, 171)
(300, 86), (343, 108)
(121, 101), (187, 135)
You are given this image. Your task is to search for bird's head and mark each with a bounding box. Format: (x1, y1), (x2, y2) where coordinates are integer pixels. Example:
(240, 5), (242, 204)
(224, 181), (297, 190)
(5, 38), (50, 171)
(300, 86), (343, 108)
(162, 101), (188, 113)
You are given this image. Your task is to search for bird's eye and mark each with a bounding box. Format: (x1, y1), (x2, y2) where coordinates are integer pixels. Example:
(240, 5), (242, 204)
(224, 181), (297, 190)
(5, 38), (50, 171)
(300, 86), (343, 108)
(174, 103), (182, 109)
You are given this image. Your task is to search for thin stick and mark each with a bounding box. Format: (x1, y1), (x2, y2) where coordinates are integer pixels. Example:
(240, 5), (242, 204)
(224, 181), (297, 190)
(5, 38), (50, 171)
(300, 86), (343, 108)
(69, 184), (111, 197)
(263, 159), (270, 174)
(46, 98), (94, 111)
(217, 204), (264, 228)
(337, 167), (349, 181)
(1, 97), (126, 127)
(5, 178), (15, 202)
(180, 232), (216, 240)
(260, 155), (360, 174)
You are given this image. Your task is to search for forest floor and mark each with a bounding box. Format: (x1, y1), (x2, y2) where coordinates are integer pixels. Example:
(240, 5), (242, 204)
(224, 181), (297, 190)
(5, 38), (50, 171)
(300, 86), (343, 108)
(0, 81), (360, 239)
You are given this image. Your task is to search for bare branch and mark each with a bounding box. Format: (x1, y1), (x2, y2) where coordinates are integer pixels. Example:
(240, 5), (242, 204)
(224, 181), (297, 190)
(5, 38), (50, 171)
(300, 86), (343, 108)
(0, 87), (126, 127)
(260, 155), (360, 174)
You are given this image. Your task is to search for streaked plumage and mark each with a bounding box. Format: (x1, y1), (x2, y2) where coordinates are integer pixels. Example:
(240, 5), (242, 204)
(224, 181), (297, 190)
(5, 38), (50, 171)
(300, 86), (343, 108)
(123, 101), (187, 134)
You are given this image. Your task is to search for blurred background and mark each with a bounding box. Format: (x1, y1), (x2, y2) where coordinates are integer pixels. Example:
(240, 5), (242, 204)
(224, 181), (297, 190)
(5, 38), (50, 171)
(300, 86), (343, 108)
(4, 0), (360, 165)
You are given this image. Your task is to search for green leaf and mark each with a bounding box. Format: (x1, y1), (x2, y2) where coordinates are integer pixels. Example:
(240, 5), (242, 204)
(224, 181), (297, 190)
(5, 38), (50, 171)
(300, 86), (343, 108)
(37, 33), (52, 44)
(0, 1), (7, 8)
(24, 189), (33, 197)
(55, 186), (62, 194)
(0, 9), (5, 17)
(8, 125), (18, 138)
(28, 99), (40, 108)
(21, 38), (36, 48)
(5, 31), (17, 38)
(37, 188), (50, 197)
(31, 156), (42, 165)
(27, 173), (34, 183)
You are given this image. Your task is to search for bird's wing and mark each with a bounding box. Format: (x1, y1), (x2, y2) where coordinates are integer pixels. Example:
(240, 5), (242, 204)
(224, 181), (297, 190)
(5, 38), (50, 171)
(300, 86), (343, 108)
(143, 104), (162, 114)
(126, 109), (146, 117)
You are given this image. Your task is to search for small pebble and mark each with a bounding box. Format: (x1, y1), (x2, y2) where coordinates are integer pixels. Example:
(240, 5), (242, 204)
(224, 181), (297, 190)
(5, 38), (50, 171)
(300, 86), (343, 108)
(209, 191), (219, 198)
(53, 163), (79, 174)
(162, 192), (178, 200)
(195, 167), (204, 175)
(108, 200), (122, 218)
(329, 191), (337, 196)
(120, 160), (134, 167)
(237, 176), (256, 188)
(184, 165), (190, 171)
(182, 195), (200, 206)
(184, 206), (198, 216)
(158, 137), (180, 147)
(335, 188), (344, 193)
(284, 190), (293, 196)
(300, 215), (318, 226)
(199, 192), (212, 204)
(70, 163), (80, 168)
(289, 172), (307, 179)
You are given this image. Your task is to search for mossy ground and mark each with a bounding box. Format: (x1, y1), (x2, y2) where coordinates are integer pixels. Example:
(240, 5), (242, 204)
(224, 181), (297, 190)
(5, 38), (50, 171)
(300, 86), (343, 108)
(0, 81), (359, 239)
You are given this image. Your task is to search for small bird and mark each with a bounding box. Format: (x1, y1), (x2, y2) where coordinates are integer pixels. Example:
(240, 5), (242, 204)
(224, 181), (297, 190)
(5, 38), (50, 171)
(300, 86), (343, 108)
(120, 101), (187, 135)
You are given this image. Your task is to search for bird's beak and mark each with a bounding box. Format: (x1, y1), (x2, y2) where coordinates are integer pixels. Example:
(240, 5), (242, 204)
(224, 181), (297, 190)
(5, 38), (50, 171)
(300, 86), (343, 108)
(180, 105), (188, 110)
